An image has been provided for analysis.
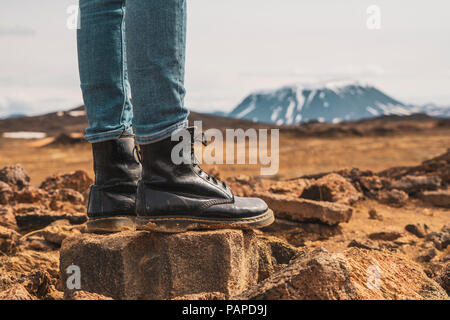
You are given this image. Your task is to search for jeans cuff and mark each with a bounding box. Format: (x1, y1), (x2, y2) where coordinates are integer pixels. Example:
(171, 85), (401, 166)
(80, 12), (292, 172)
(84, 125), (134, 143)
(135, 120), (188, 145)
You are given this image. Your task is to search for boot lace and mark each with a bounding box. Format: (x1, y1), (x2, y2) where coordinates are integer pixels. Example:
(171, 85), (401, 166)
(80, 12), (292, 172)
(191, 132), (228, 190)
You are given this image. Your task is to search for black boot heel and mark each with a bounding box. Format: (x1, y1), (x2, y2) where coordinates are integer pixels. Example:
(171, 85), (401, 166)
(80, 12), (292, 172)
(86, 133), (142, 233)
(87, 216), (136, 233)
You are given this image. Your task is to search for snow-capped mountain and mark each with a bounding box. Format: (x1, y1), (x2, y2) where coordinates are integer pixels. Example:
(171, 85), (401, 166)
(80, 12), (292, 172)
(228, 82), (447, 125)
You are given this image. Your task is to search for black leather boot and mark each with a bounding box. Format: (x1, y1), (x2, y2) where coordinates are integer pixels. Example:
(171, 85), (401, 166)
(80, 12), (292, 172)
(86, 133), (142, 233)
(135, 128), (274, 232)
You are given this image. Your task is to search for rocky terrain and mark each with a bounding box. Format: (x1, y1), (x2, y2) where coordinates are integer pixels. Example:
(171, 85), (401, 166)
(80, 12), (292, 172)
(1, 104), (449, 140)
(0, 149), (448, 300)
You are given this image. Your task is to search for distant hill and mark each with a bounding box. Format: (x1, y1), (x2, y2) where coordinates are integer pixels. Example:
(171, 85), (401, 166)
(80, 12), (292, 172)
(416, 103), (450, 118)
(0, 106), (273, 137)
(228, 82), (449, 124)
(210, 110), (228, 117)
(3, 113), (27, 119)
(0, 103), (448, 140)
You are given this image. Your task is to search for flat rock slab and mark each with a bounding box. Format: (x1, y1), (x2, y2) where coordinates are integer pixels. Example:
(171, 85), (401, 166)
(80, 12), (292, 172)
(60, 230), (260, 300)
(14, 205), (86, 231)
(390, 175), (442, 194)
(263, 218), (342, 246)
(420, 189), (450, 208)
(256, 192), (352, 225)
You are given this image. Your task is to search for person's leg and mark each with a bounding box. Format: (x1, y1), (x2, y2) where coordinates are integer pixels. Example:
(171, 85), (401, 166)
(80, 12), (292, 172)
(123, 0), (273, 232)
(78, 0), (133, 142)
(78, 0), (141, 233)
(125, 0), (189, 144)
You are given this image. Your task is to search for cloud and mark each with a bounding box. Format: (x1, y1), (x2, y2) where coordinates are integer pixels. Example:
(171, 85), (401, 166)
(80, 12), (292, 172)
(0, 25), (36, 37)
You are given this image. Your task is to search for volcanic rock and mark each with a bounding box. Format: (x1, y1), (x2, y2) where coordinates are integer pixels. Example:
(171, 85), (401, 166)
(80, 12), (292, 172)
(434, 263), (450, 295)
(13, 186), (49, 204)
(417, 248), (437, 263)
(0, 249), (61, 300)
(300, 173), (362, 205)
(256, 235), (302, 281)
(359, 176), (384, 191)
(263, 218), (342, 246)
(0, 207), (18, 230)
(172, 292), (226, 300)
(256, 192), (352, 226)
(60, 230), (261, 300)
(14, 204), (86, 231)
(0, 181), (13, 204)
(373, 189), (409, 207)
(64, 290), (113, 300)
(426, 226), (450, 250)
(405, 224), (428, 238)
(420, 189), (450, 208)
(40, 170), (93, 193)
(0, 226), (21, 255)
(0, 284), (35, 300)
(379, 149), (450, 184)
(41, 221), (83, 246)
(49, 188), (84, 205)
(390, 175), (442, 194)
(347, 239), (379, 250)
(368, 208), (383, 221)
(235, 247), (448, 300)
(368, 231), (403, 241)
(0, 165), (30, 189)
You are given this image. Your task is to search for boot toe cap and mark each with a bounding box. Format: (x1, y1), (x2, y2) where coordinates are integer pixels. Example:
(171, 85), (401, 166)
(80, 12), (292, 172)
(202, 196), (269, 219)
(234, 196), (268, 214)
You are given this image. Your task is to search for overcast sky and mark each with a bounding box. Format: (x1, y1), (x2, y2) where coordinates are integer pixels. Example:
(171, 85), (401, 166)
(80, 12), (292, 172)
(0, 0), (449, 117)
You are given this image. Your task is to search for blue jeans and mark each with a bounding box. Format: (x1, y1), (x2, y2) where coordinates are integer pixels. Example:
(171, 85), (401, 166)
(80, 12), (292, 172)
(78, 0), (189, 144)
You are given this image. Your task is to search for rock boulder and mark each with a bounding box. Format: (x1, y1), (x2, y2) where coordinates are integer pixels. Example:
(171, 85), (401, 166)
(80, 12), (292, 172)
(236, 247), (448, 300)
(0, 165), (30, 189)
(300, 173), (362, 205)
(256, 192), (352, 225)
(40, 170), (92, 193)
(60, 230), (261, 300)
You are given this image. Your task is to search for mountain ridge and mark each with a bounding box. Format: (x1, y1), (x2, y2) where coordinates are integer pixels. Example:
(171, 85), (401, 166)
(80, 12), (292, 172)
(228, 82), (449, 124)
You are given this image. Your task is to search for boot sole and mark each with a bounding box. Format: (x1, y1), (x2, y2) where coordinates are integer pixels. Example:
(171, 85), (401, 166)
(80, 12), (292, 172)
(135, 209), (275, 233)
(86, 216), (136, 234)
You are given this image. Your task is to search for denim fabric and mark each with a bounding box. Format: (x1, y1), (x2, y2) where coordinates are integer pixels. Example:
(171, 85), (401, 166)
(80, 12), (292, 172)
(78, 0), (189, 144)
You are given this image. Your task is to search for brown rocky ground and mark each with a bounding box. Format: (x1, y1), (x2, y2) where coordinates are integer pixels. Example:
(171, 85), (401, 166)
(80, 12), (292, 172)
(0, 117), (449, 300)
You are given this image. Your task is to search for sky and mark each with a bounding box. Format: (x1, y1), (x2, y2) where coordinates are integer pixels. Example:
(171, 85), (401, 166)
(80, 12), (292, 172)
(0, 0), (449, 118)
